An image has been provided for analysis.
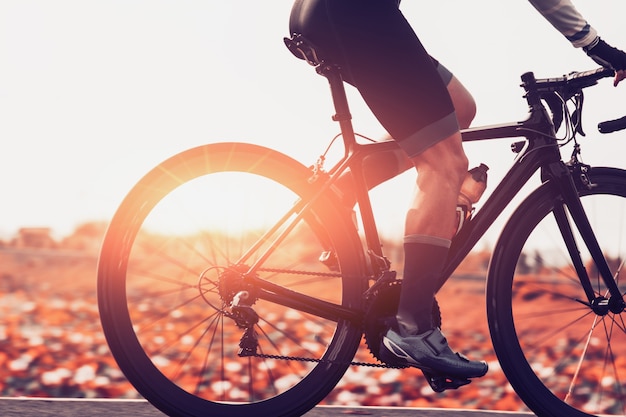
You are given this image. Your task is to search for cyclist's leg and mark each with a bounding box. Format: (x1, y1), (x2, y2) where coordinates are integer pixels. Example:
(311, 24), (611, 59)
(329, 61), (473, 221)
(382, 131), (487, 379)
(330, 4), (486, 378)
(335, 70), (476, 206)
(291, 0), (487, 378)
(290, 0), (475, 204)
(382, 128), (488, 379)
(405, 133), (467, 238)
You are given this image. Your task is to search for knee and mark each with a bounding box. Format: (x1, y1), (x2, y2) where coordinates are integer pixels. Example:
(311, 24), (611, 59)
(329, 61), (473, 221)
(413, 135), (468, 188)
(455, 96), (476, 130)
(447, 151), (470, 187)
(437, 144), (468, 188)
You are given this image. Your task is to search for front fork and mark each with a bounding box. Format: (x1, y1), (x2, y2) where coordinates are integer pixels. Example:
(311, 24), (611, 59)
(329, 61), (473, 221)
(544, 160), (625, 314)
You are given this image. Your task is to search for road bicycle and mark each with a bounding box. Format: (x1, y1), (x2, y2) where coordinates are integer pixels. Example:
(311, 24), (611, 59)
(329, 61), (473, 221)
(97, 33), (626, 417)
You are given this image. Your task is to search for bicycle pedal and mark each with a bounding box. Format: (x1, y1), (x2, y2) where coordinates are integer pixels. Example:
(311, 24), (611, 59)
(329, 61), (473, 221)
(422, 370), (471, 392)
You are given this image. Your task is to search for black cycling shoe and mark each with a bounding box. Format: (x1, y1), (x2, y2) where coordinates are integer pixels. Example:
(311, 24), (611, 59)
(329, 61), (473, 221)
(380, 327), (488, 380)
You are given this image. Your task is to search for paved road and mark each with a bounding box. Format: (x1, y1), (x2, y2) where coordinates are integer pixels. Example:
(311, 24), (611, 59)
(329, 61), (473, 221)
(0, 398), (535, 417)
(306, 405), (533, 417)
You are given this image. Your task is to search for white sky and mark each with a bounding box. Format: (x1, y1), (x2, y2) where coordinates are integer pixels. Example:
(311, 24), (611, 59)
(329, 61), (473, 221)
(1, 1), (625, 244)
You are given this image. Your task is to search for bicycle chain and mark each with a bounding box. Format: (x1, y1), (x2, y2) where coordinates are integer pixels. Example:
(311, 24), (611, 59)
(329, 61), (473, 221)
(251, 268), (403, 368)
(258, 267), (342, 278)
(250, 352), (407, 369)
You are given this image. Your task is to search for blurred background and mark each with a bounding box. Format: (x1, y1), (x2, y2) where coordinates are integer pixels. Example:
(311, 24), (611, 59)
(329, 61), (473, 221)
(1, 0), (625, 242)
(1, 0), (625, 410)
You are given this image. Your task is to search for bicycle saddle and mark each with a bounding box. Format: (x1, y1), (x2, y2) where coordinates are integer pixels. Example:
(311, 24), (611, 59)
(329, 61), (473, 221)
(284, 34), (324, 66)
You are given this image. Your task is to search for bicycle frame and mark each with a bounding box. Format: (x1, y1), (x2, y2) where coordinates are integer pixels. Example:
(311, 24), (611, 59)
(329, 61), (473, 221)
(316, 67), (554, 284)
(240, 63), (624, 324)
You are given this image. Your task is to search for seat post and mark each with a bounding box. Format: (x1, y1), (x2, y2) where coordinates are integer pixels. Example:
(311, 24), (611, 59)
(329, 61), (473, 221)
(316, 63), (357, 154)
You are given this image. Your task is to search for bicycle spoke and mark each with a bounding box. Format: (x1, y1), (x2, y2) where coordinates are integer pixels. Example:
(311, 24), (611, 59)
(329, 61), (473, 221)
(600, 318), (626, 415)
(564, 315), (599, 403)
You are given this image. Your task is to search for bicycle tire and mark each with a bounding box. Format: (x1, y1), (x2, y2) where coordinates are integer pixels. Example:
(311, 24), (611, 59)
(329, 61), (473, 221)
(487, 167), (626, 416)
(97, 142), (366, 417)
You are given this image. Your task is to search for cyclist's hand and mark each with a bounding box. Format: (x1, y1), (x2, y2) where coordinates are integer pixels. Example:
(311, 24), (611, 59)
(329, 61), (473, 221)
(584, 37), (626, 86)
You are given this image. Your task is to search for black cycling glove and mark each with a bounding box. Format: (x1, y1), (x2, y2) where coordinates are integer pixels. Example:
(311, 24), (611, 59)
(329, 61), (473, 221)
(583, 37), (626, 71)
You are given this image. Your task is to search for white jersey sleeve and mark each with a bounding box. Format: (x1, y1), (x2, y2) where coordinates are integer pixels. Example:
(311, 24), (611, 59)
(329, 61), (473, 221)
(528, 0), (598, 48)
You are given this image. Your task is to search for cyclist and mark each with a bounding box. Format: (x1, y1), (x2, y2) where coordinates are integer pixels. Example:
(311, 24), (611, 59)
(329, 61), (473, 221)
(288, 0), (626, 383)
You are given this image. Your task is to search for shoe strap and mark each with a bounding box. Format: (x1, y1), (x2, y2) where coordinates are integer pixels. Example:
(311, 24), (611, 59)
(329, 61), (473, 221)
(422, 329), (448, 356)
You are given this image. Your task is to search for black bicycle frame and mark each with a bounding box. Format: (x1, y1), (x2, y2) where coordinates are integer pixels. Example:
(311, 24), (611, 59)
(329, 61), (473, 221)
(317, 63), (567, 290)
(242, 64), (624, 324)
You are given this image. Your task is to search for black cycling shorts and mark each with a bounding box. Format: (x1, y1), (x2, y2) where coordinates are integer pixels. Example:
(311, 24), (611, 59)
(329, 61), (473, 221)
(289, 0), (459, 157)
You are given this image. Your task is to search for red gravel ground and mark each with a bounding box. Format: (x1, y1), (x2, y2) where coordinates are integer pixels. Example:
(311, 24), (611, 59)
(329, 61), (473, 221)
(2, 228), (613, 414)
(0, 235), (527, 411)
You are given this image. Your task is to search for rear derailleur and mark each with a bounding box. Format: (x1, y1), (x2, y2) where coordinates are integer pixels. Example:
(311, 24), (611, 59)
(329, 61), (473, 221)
(229, 291), (259, 357)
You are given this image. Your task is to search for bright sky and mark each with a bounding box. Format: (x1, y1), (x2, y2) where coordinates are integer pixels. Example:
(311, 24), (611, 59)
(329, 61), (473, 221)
(1, 1), (625, 244)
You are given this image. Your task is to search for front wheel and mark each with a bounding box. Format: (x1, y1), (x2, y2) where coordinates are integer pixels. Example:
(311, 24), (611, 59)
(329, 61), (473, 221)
(487, 167), (626, 416)
(97, 142), (366, 417)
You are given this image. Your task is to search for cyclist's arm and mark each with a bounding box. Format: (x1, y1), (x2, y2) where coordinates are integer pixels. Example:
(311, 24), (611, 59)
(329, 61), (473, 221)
(528, 0), (626, 85)
(527, 0), (596, 48)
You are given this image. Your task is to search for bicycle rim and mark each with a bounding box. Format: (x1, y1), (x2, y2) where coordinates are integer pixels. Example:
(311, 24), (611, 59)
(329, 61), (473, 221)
(488, 167), (626, 416)
(97, 142), (365, 417)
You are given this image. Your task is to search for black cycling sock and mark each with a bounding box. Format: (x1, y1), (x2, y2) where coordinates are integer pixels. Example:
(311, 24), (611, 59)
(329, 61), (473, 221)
(396, 236), (450, 336)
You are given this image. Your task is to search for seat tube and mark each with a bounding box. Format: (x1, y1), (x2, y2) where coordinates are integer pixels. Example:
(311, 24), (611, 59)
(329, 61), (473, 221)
(317, 63), (357, 154)
(317, 63), (387, 264)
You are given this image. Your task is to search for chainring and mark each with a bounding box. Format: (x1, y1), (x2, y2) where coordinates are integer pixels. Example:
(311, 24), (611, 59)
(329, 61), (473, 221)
(364, 279), (442, 363)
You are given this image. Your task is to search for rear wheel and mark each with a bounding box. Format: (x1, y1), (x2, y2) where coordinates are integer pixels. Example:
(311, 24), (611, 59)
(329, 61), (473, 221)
(488, 168), (626, 416)
(98, 142), (366, 417)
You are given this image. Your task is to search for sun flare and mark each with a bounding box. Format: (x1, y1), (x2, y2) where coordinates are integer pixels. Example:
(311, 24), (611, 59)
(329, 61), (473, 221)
(140, 172), (299, 236)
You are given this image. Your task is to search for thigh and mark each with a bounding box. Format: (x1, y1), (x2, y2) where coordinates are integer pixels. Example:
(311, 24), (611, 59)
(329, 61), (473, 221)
(289, 0), (457, 155)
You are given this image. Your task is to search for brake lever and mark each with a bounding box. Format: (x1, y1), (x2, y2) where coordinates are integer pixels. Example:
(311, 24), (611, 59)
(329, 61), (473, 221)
(573, 93), (586, 136)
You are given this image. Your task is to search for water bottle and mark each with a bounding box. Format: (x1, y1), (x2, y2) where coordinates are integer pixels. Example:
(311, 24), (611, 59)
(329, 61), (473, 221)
(455, 163), (488, 234)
